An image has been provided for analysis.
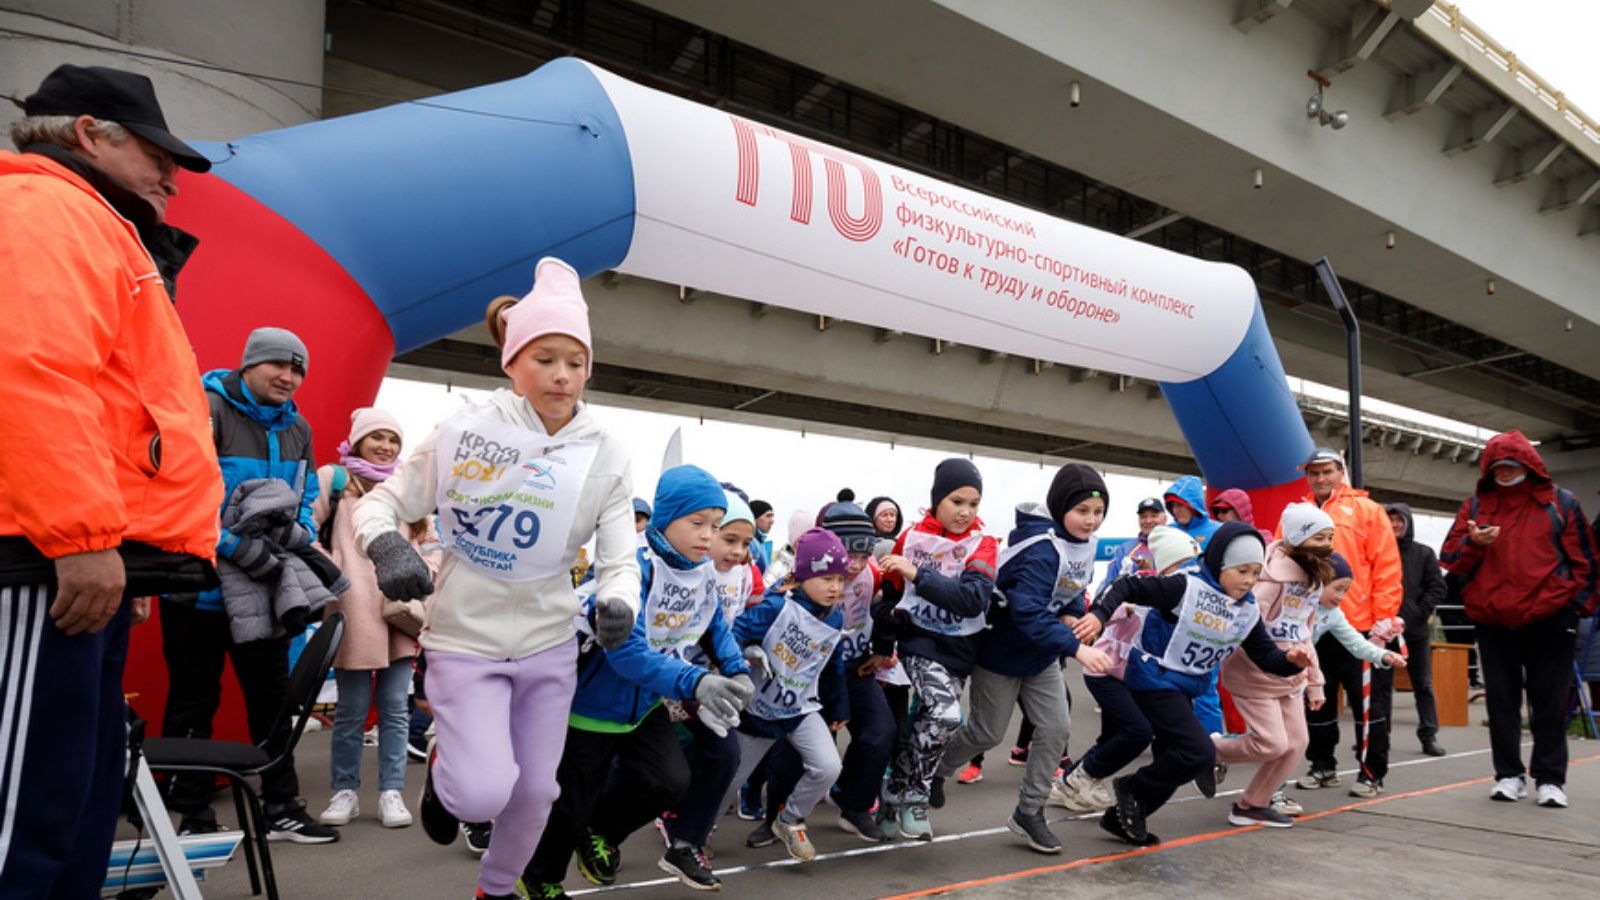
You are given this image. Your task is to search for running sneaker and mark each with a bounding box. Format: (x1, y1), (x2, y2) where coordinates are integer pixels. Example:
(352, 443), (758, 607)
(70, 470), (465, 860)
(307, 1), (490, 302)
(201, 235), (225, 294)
(177, 810), (228, 837)
(379, 789), (413, 828)
(898, 793), (933, 842)
(1490, 776), (1527, 802)
(265, 803), (340, 844)
(772, 817), (816, 862)
(875, 791), (901, 841)
(1049, 765), (1103, 813)
(1536, 783), (1569, 808)
(838, 808), (884, 842)
(1296, 767), (1341, 790)
(1097, 807), (1159, 847)
(319, 789), (359, 826)
(957, 762), (984, 784)
(518, 883), (569, 900)
(462, 821), (492, 855)
(1228, 803), (1294, 828)
(1268, 790), (1304, 817)
(745, 821), (776, 848)
(406, 733), (430, 762)
(419, 758), (459, 845)
(659, 845), (721, 891)
(1007, 745), (1028, 766)
(1348, 778), (1383, 798)
(1110, 776), (1146, 843)
(575, 831), (619, 886)
(737, 782), (764, 821)
(1006, 807), (1062, 854)
(929, 775), (947, 809)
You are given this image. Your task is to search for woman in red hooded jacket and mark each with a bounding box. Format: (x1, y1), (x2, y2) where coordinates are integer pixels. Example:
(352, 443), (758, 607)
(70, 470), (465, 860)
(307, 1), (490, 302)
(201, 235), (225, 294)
(1441, 430), (1598, 809)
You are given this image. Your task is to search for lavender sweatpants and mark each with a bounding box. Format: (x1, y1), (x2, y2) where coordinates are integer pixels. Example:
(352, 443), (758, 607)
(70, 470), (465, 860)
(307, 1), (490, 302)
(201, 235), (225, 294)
(426, 638), (577, 896)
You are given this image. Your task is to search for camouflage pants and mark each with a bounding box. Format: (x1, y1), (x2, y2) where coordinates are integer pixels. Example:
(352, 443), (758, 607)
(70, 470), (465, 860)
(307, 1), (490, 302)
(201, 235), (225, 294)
(888, 655), (966, 798)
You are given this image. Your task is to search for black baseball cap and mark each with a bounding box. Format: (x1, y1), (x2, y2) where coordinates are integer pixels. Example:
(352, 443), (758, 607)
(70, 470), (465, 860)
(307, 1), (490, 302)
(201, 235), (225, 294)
(25, 65), (211, 172)
(1136, 497), (1164, 514)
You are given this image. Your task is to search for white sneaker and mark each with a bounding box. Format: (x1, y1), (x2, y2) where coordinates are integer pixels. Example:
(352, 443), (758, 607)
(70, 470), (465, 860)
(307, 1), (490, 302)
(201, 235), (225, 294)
(379, 789), (414, 827)
(319, 789), (359, 825)
(1269, 790), (1304, 817)
(771, 817), (815, 862)
(1536, 784), (1568, 808)
(1049, 767), (1103, 812)
(1490, 776), (1527, 802)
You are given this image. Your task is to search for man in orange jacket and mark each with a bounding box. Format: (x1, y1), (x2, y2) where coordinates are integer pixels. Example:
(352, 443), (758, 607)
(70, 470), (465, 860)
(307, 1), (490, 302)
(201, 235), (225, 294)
(1290, 448), (1402, 799)
(0, 65), (220, 898)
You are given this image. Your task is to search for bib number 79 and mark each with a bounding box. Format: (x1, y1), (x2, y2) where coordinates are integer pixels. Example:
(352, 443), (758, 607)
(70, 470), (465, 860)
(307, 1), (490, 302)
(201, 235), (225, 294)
(452, 504), (541, 549)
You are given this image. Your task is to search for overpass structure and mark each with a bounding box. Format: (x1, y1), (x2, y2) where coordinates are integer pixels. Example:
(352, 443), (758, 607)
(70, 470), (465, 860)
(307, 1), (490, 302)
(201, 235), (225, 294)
(4, 0), (1598, 511)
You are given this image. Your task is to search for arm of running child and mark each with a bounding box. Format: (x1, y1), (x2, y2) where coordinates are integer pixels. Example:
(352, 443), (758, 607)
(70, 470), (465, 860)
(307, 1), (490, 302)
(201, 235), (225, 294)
(1088, 572), (1187, 622)
(599, 611), (709, 701)
(906, 537), (998, 618)
(1240, 620), (1304, 677)
(1002, 545), (1081, 659)
(1323, 606), (1393, 666)
(822, 634), (851, 725)
(704, 604), (752, 677)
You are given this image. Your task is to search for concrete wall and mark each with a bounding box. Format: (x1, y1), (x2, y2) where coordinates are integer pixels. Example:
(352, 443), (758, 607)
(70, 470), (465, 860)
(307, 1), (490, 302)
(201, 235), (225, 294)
(0, 1), (324, 142)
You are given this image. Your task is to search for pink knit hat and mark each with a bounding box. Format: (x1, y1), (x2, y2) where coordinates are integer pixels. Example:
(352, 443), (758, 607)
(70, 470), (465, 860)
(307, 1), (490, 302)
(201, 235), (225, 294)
(499, 257), (593, 373)
(348, 407), (404, 448)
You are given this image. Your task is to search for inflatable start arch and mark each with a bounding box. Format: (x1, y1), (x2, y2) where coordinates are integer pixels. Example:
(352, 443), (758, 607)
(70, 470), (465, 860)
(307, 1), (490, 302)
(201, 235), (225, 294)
(170, 58), (1313, 523)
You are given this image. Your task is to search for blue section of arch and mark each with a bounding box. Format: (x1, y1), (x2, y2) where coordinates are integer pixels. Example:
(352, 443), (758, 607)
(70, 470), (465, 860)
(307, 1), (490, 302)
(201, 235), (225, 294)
(199, 57), (1310, 491)
(198, 58), (636, 353)
(1158, 301), (1314, 490)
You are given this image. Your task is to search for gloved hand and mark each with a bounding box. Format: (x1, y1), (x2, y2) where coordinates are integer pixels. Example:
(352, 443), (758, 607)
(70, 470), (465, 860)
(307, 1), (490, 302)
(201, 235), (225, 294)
(280, 606), (309, 638)
(695, 673), (748, 721)
(728, 673), (756, 708)
(695, 703), (738, 738)
(594, 597), (635, 650)
(367, 532), (434, 601)
(742, 645), (771, 681)
(271, 521), (313, 550)
(230, 534), (283, 582)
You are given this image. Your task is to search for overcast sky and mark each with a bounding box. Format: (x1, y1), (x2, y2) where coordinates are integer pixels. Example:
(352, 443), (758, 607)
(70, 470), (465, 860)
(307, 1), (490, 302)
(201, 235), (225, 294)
(369, 3), (1592, 557)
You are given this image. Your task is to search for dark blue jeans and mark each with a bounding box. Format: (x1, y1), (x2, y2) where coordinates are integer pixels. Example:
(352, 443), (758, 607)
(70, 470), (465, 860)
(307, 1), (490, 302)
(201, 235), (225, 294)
(667, 718), (741, 846)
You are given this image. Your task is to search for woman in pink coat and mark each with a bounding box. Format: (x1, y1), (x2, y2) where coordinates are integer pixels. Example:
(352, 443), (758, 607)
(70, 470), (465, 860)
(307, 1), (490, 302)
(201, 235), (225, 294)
(312, 408), (438, 829)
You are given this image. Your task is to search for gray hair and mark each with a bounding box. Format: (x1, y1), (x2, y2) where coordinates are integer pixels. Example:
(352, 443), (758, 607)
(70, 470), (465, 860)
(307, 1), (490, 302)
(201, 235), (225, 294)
(9, 114), (129, 152)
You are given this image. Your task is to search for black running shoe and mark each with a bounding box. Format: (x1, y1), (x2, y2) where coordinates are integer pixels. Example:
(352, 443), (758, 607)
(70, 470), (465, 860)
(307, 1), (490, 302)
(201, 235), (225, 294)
(837, 808), (884, 843)
(462, 821), (492, 855)
(659, 845), (720, 891)
(745, 821), (776, 848)
(1111, 776), (1147, 843)
(929, 775), (946, 810)
(1098, 808), (1160, 847)
(575, 831), (619, 886)
(419, 757), (459, 846)
(1006, 807), (1062, 854)
(264, 803), (339, 844)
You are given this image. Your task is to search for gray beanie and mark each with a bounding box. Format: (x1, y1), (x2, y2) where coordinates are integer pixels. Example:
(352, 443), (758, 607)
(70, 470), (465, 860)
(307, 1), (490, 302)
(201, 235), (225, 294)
(241, 327), (308, 374)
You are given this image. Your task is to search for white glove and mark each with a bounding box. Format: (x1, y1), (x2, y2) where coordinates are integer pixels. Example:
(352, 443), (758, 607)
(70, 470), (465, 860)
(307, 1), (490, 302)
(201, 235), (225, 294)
(743, 645), (772, 681)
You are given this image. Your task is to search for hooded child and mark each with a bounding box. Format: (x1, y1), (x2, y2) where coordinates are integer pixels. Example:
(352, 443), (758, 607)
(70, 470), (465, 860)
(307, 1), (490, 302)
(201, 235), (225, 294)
(356, 259), (644, 899)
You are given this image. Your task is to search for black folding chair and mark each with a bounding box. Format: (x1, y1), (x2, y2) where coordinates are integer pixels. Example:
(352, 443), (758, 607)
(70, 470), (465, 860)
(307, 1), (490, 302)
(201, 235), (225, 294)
(143, 613), (345, 899)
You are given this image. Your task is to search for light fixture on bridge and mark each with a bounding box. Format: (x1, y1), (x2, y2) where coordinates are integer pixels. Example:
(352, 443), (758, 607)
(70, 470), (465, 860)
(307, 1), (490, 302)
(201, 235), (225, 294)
(1486, 277), (1497, 296)
(1253, 167), (1263, 190)
(1306, 71), (1348, 131)
(1385, 230), (1396, 250)
(1069, 80), (1081, 108)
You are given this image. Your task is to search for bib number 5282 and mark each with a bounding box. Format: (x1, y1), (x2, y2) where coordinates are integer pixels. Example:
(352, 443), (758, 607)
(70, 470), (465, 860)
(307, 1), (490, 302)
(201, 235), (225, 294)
(452, 504), (541, 548)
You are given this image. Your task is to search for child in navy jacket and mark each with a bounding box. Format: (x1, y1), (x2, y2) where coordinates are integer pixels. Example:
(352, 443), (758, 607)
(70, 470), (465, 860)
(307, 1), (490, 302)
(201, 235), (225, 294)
(718, 528), (852, 863)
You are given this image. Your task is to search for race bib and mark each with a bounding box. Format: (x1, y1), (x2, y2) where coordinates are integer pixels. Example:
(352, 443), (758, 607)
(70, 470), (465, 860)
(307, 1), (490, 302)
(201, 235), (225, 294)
(644, 554), (720, 664)
(838, 564), (877, 663)
(1265, 579), (1320, 644)
(998, 531), (1096, 618)
(1156, 576), (1260, 676)
(435, 409), (597, 582)
(749, 598), (841, 720)
(895, 529), (987, 637)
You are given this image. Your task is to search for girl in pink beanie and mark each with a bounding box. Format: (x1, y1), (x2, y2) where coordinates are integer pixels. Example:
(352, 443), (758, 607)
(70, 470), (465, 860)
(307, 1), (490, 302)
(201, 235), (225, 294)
(353, 257), (642, 900)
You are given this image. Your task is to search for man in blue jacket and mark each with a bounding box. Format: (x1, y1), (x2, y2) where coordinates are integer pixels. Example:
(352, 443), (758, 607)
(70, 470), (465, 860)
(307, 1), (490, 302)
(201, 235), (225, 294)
(159, 327), (337, 843)
(933, 465), (1113, 854)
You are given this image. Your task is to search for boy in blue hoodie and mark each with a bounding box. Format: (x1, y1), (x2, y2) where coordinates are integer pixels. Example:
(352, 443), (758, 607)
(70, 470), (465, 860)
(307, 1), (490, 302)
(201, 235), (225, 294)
(718, 528), (852, 863)
(1074, 522), (1311, 845)
(521, 466), (753, 899)
(933, 464), (1114, 854)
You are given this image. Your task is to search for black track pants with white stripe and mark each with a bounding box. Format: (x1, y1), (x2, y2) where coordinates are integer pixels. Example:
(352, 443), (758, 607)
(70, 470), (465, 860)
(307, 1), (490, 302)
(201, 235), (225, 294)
(0, 584), (132, 899)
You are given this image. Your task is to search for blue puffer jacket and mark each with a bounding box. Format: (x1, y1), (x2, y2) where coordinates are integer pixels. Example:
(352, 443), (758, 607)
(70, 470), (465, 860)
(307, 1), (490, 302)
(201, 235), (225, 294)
(1163, 475), (1220, 549)
(195, 369), (318, 612)
(977, 504), (1086, 677)
(569, 549), (750, 731)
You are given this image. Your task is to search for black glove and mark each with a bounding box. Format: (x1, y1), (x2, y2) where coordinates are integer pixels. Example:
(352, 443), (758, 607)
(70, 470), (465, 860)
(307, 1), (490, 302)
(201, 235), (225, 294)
(594, 597), (634, 650)
(230, 534), (283, 582)
(271, 521), (313, 550)
(368, 532), (434, 601)
(280, 606), (309, 638)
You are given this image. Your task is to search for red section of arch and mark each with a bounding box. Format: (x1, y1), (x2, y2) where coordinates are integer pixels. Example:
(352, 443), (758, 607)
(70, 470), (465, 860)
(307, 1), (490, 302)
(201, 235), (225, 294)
(126, 172), (394, 738)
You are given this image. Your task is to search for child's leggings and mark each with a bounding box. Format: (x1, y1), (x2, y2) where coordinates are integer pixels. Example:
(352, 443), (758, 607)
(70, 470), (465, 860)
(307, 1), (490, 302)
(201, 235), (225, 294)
(1215, 693), (1309, 808)
(887, 655), (965, 799)
(425, 639), (577, 896)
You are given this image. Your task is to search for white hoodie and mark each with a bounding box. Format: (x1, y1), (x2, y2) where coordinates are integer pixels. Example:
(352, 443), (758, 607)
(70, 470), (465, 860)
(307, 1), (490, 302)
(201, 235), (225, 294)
(354, 389), (639, 660)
